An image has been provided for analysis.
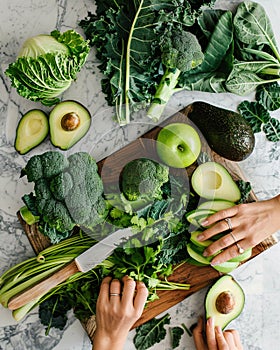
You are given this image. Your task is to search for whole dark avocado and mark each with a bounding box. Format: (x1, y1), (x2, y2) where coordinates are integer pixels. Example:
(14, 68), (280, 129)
(187, 102), (255, 161)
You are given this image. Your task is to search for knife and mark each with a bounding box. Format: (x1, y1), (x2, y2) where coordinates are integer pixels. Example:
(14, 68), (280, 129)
(8, 227), (136, 310)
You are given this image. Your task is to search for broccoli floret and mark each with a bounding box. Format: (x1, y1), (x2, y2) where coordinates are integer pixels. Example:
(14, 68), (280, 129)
(65, 184), (92, 224)
(121, 158), (169, 202)
(50, 172), (73, 201)
(42, 199), (75, 232)
(68, 152), (98, 185)
(41, 151), (69, 179)
(147, 31), (204, 121)
(22, 155), (43, 182)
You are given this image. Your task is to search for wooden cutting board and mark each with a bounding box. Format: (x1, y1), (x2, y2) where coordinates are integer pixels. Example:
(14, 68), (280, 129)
(18, 104), (278, 341)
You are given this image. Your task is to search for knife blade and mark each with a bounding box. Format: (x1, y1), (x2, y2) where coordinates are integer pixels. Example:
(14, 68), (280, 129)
(8, 227), (136, 310)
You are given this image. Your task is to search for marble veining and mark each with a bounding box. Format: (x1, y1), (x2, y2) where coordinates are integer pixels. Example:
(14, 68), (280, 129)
(0, 0), (280, 349)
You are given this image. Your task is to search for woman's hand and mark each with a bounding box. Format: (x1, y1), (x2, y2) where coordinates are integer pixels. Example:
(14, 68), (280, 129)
(93, 275), (148, 350)
(197, 194), (280, 265)
(193, 317), (243, 350)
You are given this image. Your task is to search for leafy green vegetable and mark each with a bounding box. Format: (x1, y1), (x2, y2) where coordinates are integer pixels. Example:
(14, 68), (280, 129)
(256, 83), (280, 111)
(134, 313), (171, 350)
(170, 326), (184, 349)
(235, 180), (252, 204)
(80, 0), (215, 124)
(238, 100), (280, 142)
(5, 30), (90, 106)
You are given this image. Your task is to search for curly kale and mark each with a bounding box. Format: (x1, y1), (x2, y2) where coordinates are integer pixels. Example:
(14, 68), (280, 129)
(121, 158), (169, 201)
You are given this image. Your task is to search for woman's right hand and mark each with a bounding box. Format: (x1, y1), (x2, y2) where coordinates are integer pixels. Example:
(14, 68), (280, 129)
(193, 316), (243, 350)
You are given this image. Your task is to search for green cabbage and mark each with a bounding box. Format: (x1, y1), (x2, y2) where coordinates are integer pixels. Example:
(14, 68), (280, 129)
(5, 30), (90, 106)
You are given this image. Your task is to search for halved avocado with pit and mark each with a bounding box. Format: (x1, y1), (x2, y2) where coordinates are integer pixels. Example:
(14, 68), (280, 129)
(205, 275), (245, 330)
(49, 100), (91, 150)
(15, 109), (49, 154)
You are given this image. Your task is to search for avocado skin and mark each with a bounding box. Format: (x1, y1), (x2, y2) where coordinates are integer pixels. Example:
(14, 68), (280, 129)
(187, 102), (255, 161)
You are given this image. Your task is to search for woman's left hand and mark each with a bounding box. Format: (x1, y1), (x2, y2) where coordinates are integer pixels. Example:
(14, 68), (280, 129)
(197, 194), (280, 266)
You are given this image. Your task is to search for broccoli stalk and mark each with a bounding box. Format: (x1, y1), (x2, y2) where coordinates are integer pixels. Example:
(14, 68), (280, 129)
(147, 31), (204, 121)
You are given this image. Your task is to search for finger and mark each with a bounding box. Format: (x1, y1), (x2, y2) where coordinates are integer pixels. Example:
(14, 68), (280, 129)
(215, 326), (229, 350)
(133, 281), (149, 315)
(203, 233), (237, 257)
(197, 218), (235, 242)
(223, 331), (236, 348)
(200, 207), (238, 228)
(226, 329), (243, 349)
(206, 317), (218, 350)
(192, 316), (207, 350)
(121, 276), (136, 306)
(97, 276), (112, 303)
(109, 278), (122, 300)
(210, 240), (248, 266)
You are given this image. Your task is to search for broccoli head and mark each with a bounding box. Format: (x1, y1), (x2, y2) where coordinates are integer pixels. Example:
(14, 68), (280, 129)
(21, 151), (105, 237)
(50, 172), (73, 202)
(121, 158), (169, 201)
(147, 30), (204, 121)
(22, 151), (69, 182)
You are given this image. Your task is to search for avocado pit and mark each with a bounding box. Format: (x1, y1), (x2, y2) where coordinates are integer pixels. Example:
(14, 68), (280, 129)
(215, 291), (235, 314)
(61, 112), (80, 131)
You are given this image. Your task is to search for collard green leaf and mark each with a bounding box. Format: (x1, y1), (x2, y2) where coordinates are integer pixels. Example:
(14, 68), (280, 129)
(263, 118), (280, 142)
(233, 1), (279, 60)
(256, 83), (280, 111)
(238, 101), (270, 132)
(134, 313), (171, 350)
(170, 326), (184, 349)
(226, 70), (265, 95)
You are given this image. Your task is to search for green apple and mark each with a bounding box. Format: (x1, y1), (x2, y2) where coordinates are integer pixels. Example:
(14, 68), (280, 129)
(156, 123), (201, 168)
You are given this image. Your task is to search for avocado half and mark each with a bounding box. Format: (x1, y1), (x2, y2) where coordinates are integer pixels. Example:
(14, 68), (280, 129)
(191, 161), (241, 202)
(187, 102), (255, 161)
(49, 100), (91, 150)
(205, 275), (245, 330)
(15, 109), (49, 154)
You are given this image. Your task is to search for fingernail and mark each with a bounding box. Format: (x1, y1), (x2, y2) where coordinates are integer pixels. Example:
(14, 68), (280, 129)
(201, 220), (208, 226)
(207, 317), (213, 326)
(210, 260), (220, 266)
(197, 234), (205, 241)
(215, 326), (223, 335)
(202, 250), (209, 257)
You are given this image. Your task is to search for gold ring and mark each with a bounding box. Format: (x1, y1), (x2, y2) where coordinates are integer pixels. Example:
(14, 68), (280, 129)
(110, 293), (121, 296)
(224, 217), (233, 231)
(235, 242), (245, 254)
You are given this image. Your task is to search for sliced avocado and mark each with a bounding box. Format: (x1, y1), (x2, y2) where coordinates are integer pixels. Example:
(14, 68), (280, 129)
(190, 231), (213, 248)
(205, 275), (245, 330)
(212, 261), (239, 274)
(191, 162), (241, 202)
(49, 100), (91, 150)
(187, 102), (255, 161)
(229, 248), (252, 263)
(186, 243), (211, 265)
(197, 200), (235, 211)
(15, 109), (49, 154)
(186, 209), (216, 228)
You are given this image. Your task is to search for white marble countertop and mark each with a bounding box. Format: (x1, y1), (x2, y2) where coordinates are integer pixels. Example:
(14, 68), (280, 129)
(0, 1), (280, 349)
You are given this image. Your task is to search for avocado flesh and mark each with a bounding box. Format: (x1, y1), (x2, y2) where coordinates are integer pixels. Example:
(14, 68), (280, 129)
(205, 275), (245, 330)
(187, 102), (255, 161)
(197, 200), (235, 211)
(49, 100), (91, 150)
(15, 109), (49, 154)
(191, 161), (241, 202)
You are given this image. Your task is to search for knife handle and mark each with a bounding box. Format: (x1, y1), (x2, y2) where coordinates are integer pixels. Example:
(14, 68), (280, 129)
(8, 260), (79, 310)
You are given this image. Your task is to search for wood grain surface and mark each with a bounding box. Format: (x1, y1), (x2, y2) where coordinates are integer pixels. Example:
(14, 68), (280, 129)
(17, 104), (278, 342)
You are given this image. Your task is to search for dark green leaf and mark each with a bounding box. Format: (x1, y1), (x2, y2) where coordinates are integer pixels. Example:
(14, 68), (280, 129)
(256, 83), (280, 111)
(235, 180), (252, 204)
(238, 101), (270, 133)
(263, 118), (280, 142)
(170, 326), (184, 349)
(134, 313), (171, 350)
